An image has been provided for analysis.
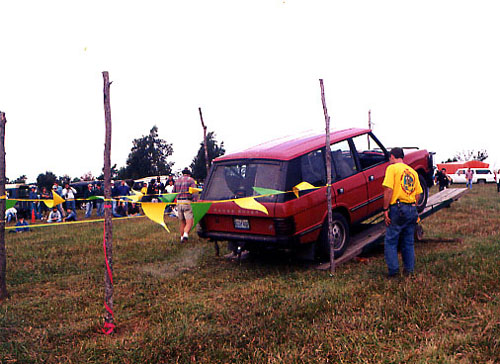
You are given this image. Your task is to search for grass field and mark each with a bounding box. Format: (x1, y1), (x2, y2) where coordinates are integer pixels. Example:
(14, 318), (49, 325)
(1, 184), (499, 363)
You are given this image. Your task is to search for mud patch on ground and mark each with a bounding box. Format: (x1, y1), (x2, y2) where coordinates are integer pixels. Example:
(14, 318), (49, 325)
(140, 245), (205, 278)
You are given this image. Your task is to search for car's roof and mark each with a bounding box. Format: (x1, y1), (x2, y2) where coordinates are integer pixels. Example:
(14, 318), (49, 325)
(215, 128), (370, 162)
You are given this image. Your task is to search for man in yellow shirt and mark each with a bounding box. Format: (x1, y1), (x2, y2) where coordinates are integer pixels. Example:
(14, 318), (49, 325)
(382, 147), (422, 278)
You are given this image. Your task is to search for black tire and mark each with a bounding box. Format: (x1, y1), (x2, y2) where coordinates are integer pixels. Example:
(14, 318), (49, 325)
(318, 212), (350, 260)
(416, 173), (428, 213)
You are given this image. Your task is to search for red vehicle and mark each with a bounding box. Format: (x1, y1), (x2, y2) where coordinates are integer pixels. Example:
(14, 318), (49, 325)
(198, 128), (434, 259)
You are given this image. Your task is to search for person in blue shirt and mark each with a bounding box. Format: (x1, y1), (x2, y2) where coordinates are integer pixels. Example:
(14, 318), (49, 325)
(116, 180), (131, 210)
(29, 186), (40, 220)
(15, 211), (30, 232)
(63, 208), (77, 222)
(94, 183), (104, 217)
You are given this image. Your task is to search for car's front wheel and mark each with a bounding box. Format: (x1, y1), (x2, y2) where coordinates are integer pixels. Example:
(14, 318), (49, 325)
(317, 212), (350, 260)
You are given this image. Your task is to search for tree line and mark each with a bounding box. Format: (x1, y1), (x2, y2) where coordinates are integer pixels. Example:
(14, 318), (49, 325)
(9, 125), (225, 188)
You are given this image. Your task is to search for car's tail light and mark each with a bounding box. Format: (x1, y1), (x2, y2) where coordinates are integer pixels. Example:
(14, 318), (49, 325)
(274, 217), (295, 236)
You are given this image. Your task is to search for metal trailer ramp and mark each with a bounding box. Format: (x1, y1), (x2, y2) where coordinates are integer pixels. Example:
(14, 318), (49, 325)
(316, 188), (468, 270)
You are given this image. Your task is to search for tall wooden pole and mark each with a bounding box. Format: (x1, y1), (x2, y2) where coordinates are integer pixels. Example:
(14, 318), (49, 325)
(102, 72), (114, 332)
(367, 109), (372, 150)
(319, 80), (335, 274)
(198, 107), (210, 179)
(0, 112), (9, 300)
(198, 108), (219, 256)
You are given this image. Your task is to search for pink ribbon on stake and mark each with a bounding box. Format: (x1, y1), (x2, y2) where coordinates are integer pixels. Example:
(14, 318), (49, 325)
(101, 221), (115, 335)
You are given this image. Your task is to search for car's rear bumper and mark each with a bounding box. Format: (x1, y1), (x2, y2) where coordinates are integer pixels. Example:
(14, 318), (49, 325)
(197, 230), (300, 246)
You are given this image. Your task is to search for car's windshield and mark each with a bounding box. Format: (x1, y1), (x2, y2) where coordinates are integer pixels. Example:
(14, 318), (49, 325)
(203, 161), (282, 202)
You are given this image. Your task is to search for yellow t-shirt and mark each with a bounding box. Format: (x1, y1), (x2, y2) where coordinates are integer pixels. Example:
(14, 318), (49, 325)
(382, 162), (423, 205)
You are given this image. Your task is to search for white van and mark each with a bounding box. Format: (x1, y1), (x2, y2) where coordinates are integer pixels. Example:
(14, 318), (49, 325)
(449, 168), (496, 184)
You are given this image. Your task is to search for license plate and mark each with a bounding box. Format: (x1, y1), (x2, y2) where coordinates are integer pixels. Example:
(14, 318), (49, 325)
(233, 218), (250, 230)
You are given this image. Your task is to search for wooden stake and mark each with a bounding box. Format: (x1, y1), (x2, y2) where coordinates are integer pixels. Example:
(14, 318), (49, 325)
(198, 107), (210, 179)
(0, 112), (9, 300)
(319, 80), (335, 274)
(102, 72), (114, 332)
(367, 110), (372, 150)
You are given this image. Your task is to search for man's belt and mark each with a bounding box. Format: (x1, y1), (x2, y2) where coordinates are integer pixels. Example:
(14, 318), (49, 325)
(392, 200), (416, 206)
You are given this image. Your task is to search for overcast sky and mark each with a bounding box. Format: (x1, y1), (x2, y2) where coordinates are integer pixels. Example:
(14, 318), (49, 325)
(1, 0), (499, 183)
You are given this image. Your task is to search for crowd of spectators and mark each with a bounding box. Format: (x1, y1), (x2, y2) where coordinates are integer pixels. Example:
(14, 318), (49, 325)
(6, 175), (179, 231)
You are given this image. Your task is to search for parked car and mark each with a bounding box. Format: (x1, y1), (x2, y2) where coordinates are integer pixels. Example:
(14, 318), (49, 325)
(449, 168), (496, 184)
(69, 181), (102, 209)
(6, 183), (31, 211)
(197, 128), (434, 259)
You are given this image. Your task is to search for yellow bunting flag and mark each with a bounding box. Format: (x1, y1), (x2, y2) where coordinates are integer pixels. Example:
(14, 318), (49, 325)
(125, 190), (143, 203)
(292, 182), (317, 198)
(234, 197), (268, 215)
(189, 187), (202, 194)
(44, 191), (65, 208)
(141, 202), (170, 232)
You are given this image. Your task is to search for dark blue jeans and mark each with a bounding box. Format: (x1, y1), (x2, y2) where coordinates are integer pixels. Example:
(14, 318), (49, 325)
(96, 201), (104, 217)
(385, 203), (418, 275)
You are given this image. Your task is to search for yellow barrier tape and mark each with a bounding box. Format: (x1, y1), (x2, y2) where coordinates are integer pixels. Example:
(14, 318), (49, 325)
(7, 181), (323, 228)
(4, 215), (146, 230)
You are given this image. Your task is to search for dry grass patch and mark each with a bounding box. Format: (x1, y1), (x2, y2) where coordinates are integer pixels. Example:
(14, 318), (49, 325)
(1, 184), (499, 363)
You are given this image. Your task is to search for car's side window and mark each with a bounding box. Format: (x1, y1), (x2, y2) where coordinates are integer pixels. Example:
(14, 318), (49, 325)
(351, 134), (388, 170)
(300, 148), (326, 187)
(330, 140), (357, 181)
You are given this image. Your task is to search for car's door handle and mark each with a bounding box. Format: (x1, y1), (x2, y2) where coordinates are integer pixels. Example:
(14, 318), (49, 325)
(337, 188), (344, 194)
(368, 175), (375, 181)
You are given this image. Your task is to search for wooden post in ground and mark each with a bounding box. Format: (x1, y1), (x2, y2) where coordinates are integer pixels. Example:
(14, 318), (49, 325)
(198, 107), (210, 178)
(198, 108), (219, 256)
(0, 112), (8, 300)
(319, 80), (335, 274)
(367, 110), (372, 150)
(102, 72), (114, 332)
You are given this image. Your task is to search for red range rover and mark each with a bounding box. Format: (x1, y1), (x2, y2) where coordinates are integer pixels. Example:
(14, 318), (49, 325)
(197, 128), (434, 258)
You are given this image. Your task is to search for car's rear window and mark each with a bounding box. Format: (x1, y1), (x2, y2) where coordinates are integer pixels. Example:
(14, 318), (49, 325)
(203, 161), (283, 202)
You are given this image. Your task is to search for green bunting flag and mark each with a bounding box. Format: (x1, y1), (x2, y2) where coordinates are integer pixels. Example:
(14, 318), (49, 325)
(252, 187), (284, 196)
(6, 199), (17, 210)
(190, 202), (213, 232)
(159, 193), (179, 203)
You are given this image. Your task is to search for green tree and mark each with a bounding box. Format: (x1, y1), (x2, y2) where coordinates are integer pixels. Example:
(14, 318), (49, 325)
(12, 175), (27, 184)
(190, 131), (225, 182)
(36, 171), (57, 190)
(123, 126), (174, 179)
(445, 149), (489, 163)
(59, 175), (71, 184)
(97, 164), (120, 181)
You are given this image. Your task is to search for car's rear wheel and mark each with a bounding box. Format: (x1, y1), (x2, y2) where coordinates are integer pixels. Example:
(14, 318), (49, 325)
(318, 212), (350, 260)
(416, 173), (428, 213)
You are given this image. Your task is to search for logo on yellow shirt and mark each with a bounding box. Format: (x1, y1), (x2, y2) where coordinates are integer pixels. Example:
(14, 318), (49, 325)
(400, 169), (417, 195)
